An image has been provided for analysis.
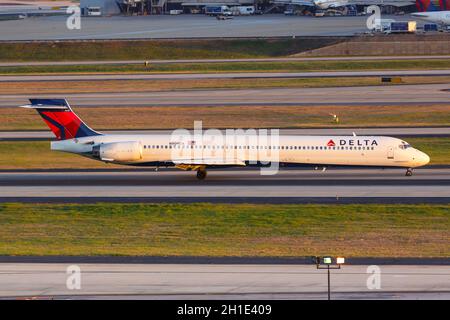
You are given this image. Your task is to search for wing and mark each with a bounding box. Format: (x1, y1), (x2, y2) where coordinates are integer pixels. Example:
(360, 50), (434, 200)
(174, 158), (246, 170)
(273, 0), (316, 6)
(347, 0), (414, 6)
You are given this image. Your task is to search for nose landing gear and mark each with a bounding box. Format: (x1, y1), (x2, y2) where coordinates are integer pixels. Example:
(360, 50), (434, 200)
(196, 169), (207, 180)
(405, 168), (413, 176)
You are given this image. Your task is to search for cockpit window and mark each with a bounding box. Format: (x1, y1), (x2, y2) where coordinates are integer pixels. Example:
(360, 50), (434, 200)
(399, 142), (412, 150)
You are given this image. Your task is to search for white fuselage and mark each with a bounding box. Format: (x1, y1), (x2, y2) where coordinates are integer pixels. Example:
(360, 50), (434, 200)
(313, 0), (349, 9)
(411, 11), (450, 25)
(51, 134), (430, 169)
(313, 0), (413, 9)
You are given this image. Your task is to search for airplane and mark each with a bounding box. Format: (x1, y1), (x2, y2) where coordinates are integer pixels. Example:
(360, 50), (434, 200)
(275, 0), (415, 10)
(21, 99), (430, 180)
(314, 0), (415, 9)
(411, 0), (450, 25)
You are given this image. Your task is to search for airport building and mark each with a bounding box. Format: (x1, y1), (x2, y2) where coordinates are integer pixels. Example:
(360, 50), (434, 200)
(79, 0), (419, 16)
(80, 0), (258, 15)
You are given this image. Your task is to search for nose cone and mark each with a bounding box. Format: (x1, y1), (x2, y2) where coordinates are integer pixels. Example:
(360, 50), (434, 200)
(416, 151), (430, 166)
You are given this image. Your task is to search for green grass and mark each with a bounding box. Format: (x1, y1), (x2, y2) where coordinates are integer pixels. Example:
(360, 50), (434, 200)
(0, 137), (447, 169)
(406, 137), (450, 165)
(0, 141), (123, 169)
(3, 59), (450, 74)
(0, 203), (448, 257)
(0, 38), (342, 62)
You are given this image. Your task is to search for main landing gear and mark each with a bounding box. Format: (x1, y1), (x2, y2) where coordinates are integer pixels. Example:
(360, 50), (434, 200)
(196, 169), (207, 180)
(405, 168), (413, 176)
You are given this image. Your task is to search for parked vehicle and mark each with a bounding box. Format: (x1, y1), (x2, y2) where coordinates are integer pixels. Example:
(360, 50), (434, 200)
(314, 10), (325, 17)
(388, 21), (416, 33)
(424, 23), (438, 32)
(216, 14), (233, 20)
(284, 9), (294, 15)
(205, 5), (232, 16)
(169, 10), (183, 15)
(372, 19), (396, 32)
(87, 7), (101, 16)
(231, 6), (255, 16)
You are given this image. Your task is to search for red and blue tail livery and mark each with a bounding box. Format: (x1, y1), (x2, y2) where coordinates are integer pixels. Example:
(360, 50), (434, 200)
(440, 0), (450, 9)
(416, 0), (449, 11)
(21, 99), (100, 140)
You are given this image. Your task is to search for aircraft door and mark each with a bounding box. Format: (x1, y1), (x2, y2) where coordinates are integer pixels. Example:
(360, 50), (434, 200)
(387, 146), (394, 159)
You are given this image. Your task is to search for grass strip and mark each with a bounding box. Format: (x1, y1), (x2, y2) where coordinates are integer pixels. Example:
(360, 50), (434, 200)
(0, 203), (448, 257)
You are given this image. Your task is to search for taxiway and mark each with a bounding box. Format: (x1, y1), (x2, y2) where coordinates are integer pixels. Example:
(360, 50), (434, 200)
(3, 70), (450, 82)
(2, 83), (450, 107)
(1, 127), (449, 141)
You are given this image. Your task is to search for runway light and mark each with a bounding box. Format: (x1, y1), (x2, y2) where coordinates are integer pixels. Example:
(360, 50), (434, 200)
(336, 257), (345, 265)
(323, 257), (332, 265)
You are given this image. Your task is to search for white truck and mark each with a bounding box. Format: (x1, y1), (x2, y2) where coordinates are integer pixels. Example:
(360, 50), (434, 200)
(205, 5), (232, 16)
(231, 6), (255, 16)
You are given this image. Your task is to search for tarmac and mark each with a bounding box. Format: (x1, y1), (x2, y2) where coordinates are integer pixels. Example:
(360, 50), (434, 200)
(0, 263), (448, 299)
(2, 83), (450, 107)
(0, 14), (376, 40)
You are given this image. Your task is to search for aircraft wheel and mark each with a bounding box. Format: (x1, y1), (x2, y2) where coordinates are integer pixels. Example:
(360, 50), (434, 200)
(196, 169), (207, 180)
(405, 168), (413, 176)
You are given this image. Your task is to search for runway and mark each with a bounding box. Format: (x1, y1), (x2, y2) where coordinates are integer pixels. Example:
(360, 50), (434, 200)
(3, 70), (450, 82)
(2, 55), (450, 67)
(0, 263), (449, 299)
(2, 83), (450, 107)
(1, 168), (449, 203)
(2, 127), (449, 141)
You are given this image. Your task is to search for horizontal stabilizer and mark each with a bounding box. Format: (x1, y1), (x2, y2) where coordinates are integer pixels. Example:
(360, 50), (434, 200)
(20, 104), (69, 110)
(20, 99), (71, 110)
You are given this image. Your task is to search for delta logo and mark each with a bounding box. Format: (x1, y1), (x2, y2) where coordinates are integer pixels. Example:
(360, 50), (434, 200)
(327, 139), (336, 147)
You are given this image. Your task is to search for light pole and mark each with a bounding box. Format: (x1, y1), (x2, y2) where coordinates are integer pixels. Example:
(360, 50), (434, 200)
(314, 256), (345, 300)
